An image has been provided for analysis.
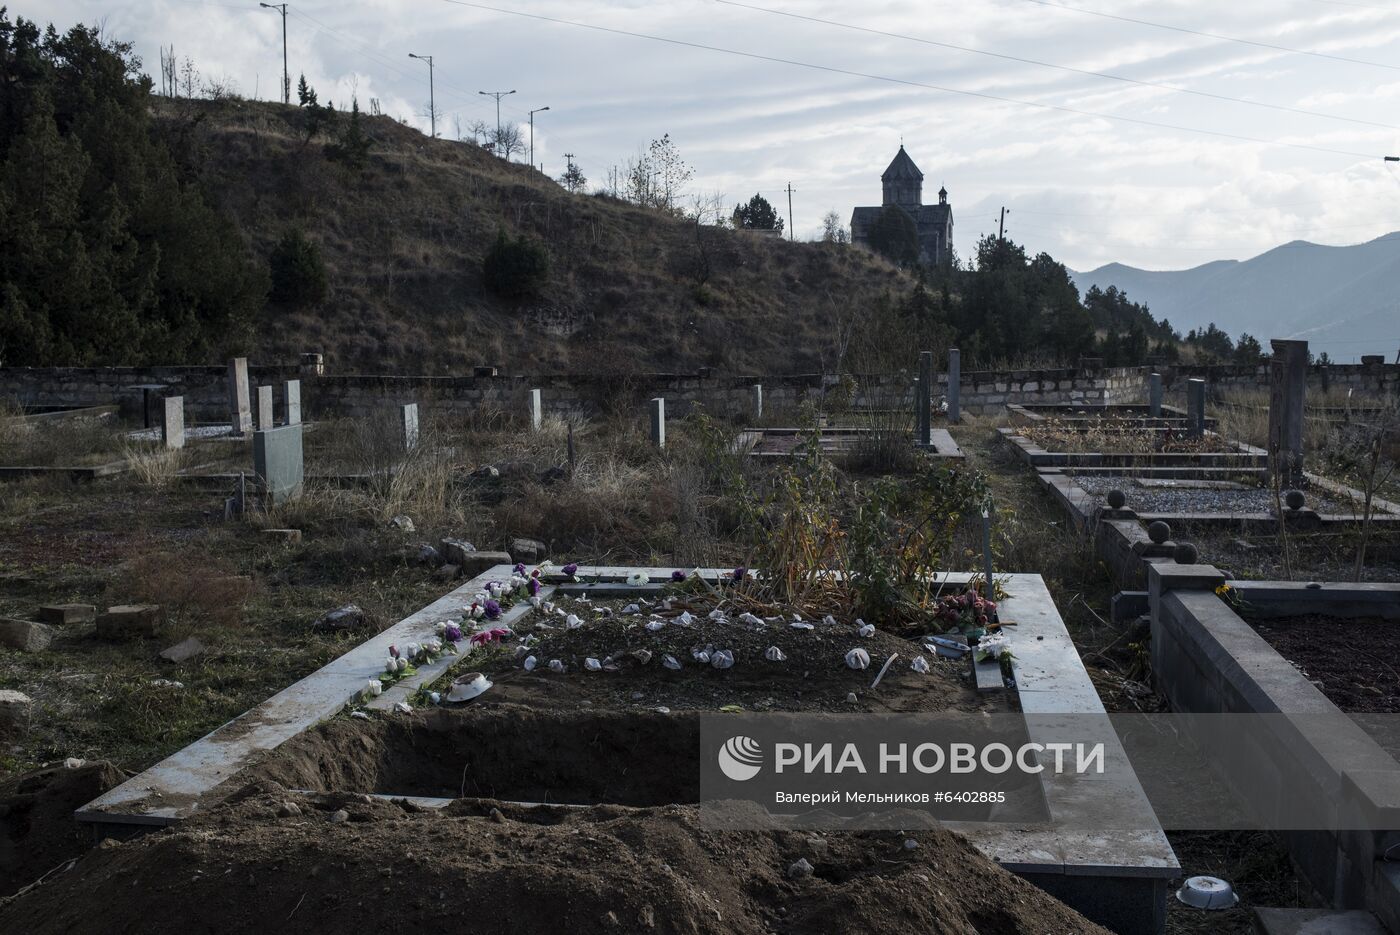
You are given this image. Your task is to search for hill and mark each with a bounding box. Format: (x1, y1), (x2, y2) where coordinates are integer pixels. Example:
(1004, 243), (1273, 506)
(159, 97), (914, 375)
(1070, 234), (1400, 362)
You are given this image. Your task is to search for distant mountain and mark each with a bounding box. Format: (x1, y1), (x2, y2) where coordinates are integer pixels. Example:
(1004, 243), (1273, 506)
(1070, 233), (1400, 363)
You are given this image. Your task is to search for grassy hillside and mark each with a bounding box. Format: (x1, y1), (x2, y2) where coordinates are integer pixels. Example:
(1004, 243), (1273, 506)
(168, 97), (912, 375)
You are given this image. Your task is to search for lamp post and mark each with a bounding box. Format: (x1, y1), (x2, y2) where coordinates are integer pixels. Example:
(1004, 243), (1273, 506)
(259, 3), (289, 105)
(528, 106), (549, 168)
(478, 89), (515, 157)
(408, 53), (435, 138)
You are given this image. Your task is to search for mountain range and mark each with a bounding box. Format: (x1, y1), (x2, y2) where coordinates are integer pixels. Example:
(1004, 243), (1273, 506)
(1070, 232), (1400, 363)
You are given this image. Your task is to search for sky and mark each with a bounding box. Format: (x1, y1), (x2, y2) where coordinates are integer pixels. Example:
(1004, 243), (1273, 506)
(20, 0), (1400, 271)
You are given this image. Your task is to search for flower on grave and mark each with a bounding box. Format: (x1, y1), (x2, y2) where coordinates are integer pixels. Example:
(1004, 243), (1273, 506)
(537, 560), (554, 574)
(484, 599), (502, 620)
(389, 644), (400, 659)
(626, 572), (648, 586)
(385, 657), (398, 674)
(443, 622), (464, 644)
(423, 637), (443, 655)
(514, 562), (527, 576)
(366, 679), (383, 697)
(488, 581), (504, 598)
(406, 641), (422, 660)
(527, 577), (541, 596)
(976, 632), (1012, 661)
(670, 570), (686, 583)
(732, 567), (748, 582)
(470, 626), (511, 647)
(562, 562), (578, 577)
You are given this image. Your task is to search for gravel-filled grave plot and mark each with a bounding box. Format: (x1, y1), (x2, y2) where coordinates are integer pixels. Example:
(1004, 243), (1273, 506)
(1069, 474), (1357, 516)
(1245, 614), (1400, 713)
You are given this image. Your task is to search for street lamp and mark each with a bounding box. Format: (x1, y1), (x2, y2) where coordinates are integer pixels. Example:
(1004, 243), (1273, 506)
(478, 89), (516, 157)
(259, 3), (289, 105)
(408, 53), (435, 138)
(528, 106), (550, 169)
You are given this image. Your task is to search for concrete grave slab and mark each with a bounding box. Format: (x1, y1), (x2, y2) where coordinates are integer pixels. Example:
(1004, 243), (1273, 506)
(0, 617), (56, 652)
(97, 604), (161, 639)
(38, 604), (96, 625)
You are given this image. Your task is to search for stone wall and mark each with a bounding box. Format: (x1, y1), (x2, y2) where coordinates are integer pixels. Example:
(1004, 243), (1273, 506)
(1163, 360), (1399, 397)
(0, 363), (1150, 422)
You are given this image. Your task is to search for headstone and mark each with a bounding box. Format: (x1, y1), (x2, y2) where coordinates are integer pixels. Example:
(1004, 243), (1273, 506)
(256, 385), (275, 430)
(227, 357), (252, 436)
(510, 537), (546, 563)
(916, 350), (933, 445)
(459, 550), (514, 577)
(0, 617), (56, 652)
(752, 384), (764, 421)
(38, 604), (96, 625)
(439, 538), (477, 566)
(529, 388), (542, 432)
(0, 690), (31, 739)
(650, 397), (666, 449)
(253, 423), (305, 505)
(1186, 379), (1206, 438)
(300, 352), (324, 376)
(947, 348), (961, 423)
(284, 380), (301, 426)
(401, 403), (420, 450)
(1148, 372), (1162, 417)
(96, 604), (161, 639)
(162, 396), (185, 450)
(1268, 339), (1308, 486)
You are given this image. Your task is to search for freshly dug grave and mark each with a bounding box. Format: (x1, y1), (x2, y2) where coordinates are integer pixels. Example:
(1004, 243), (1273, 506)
(0, 783), (1112, 935)
(461, 596), (997, 714)
(1248, 615), (1400, 713)
(0, 760), (127, 898)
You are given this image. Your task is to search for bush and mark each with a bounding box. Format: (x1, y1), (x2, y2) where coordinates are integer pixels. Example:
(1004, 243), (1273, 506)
(269, 229), (328, 309)
(482, 229), (549, 298)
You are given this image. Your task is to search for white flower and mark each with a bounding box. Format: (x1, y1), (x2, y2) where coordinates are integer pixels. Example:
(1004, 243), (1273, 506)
(845, 648), (871, 670)
(366, 679), (383, 697)
(396, 657), (409, 673)
(910, 655), (930, 674)
(384, 658), (398, 674)
(626, 572), (649, 586)
(529, 595), (542, 608)
(434, 621), (448, 635)
(423, 637), (443, 655)
(406, 642), (421, 659)
(858, 623), (875, 638)
(764, 646), (787, 662)
(470, 604), (485, 619)
(977, 633), (1011, 659)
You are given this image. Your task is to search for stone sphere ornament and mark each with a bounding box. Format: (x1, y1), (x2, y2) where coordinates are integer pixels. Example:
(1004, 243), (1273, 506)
(1107, 489), (1127, 510)
(1284, 489), (1305, 511)
(1173, 542), (1199, 565)
(1147, 520), (1171, 544)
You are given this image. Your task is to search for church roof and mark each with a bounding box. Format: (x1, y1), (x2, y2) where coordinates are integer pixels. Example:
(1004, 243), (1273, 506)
(881, 145), (924, 182)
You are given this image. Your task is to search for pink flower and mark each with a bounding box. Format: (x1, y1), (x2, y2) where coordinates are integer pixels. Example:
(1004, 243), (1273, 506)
(469, 626), (511, 647)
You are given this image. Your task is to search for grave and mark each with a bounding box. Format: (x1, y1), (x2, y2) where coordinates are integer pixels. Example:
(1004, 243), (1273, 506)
(1268, 338), (1308, 487)
(400, 402), (419, 450)
(528, 388), (542, 431)
(161, 396), (184, 450)
(283, 379), (301, 426)
(948, 347), (961, 423)
(227, 357), (252, 436)
(255, 384), (274, 430)
(751, 383), (763, 420)
(1186, 378), (1206, 438)
(916, 349), (933, 445)
(252, 423), (304, 505)
(650, 397), (666, 449)
(76, 564), (1177, 933)
(741, 426), (965, 460)
(1148, 372), (1162, 417)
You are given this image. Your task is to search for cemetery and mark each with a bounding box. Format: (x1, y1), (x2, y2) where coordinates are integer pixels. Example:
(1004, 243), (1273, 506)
(1, 343), (1397, 934)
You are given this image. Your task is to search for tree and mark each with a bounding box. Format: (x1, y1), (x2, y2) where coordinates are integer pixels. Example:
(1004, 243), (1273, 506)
(647, 133), (692, 214)
(866, 205), (919, 267)
(1234, 332), (1264, 364)
(269, 229), (328, 309)
(821, 210), (849, 244)
(482, 228), (549, 297)
(1185, 322), (1234, 363)
(326, 97), (371, 170)
(732, 193), (783, 232)
(297, 73), (316, 107)
(490, 123), (523, 160)
(559, 155), (587, 193)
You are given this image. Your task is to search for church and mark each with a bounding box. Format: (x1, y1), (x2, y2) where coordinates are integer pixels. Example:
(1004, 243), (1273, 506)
(850, 146), (953, 266)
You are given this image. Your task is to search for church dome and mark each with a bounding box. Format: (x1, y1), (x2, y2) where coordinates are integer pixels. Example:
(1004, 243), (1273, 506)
(881, 145), (924, 182)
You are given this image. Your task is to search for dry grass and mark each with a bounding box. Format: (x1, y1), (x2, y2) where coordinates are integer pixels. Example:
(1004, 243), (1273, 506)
(121, 442), (187, 487)
(0, 409), (125, 467)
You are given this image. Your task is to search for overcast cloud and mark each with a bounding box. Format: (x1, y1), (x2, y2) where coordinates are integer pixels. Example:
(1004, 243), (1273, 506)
(19, 0), (1400, 271)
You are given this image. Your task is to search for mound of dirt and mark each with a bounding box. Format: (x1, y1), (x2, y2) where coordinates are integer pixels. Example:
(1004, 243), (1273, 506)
(0, 760), (127, 897)
(0, 784), (1110, 934)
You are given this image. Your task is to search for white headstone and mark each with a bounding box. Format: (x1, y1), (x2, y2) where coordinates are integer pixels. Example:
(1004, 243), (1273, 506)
(284, 380), (301, 426)
(256, 385), (274, 430)
(401, 403), (420, 450)
(227, 357), (252, 436)
(162, 396), (185, 450)
(529, 388), (542, 432)
(650, 397), (666, 449)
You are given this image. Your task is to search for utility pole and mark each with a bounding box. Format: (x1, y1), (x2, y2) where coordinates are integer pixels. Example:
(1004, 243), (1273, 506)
(998, 206), (1009, 242)
(408, 53), (435, 137)
(785, 182), (795, 242)
(478, 89), (516, 157)
(528, 106), (550, 168)
(259, 3), (289, 105)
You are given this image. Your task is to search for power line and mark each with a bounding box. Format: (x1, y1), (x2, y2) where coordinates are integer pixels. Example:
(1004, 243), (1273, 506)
(428, 0), (1390, 160)
(715, 0), (1400, 131)
(1015, 0), (1400, 71)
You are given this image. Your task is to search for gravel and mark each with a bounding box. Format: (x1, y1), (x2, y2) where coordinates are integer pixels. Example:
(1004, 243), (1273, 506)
(1070, 474), (1357, 515)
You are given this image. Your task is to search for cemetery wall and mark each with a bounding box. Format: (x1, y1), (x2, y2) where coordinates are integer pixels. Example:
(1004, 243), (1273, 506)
(3, 359), (1393, 422)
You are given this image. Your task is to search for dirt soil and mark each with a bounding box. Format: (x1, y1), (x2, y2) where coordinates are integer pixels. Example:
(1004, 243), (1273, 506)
(1248, 615), (1400, 713)
(461, 596), (996, 714)
(0, 783), (1111, 935)
(0, 760), (127, 898)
